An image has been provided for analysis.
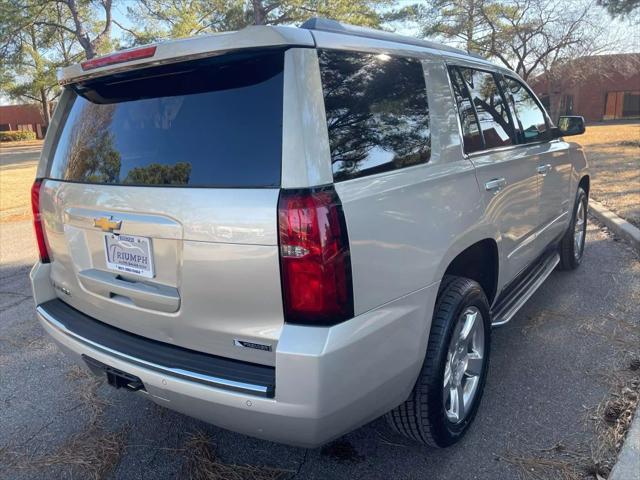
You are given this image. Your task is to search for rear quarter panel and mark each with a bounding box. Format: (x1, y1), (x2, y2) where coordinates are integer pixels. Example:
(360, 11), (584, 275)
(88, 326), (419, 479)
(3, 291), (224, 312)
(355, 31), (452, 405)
(568, 141), (590, 195)
(335, 59), (492, 315)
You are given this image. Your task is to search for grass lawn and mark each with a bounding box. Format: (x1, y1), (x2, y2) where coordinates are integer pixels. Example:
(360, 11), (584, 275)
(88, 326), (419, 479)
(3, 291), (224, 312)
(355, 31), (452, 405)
(0, 163), (37, 223)
(577, 122), (640, 228)
(0, 142), (41, 223)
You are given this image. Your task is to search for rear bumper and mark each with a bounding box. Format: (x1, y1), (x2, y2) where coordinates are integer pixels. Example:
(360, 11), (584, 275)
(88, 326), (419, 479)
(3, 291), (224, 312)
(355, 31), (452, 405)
(31, 262), (438, 447)
(37, 299), (276, 397)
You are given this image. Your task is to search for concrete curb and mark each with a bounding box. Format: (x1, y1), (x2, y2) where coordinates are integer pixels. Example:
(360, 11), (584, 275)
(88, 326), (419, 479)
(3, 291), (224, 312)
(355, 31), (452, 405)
(609, 405), (640, 480)
(589, 200), (640, 252)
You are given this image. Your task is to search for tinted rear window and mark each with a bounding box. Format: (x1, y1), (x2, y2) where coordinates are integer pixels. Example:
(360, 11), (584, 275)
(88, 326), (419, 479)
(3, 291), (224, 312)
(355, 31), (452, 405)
(49, 50), (284, 187)
(318, 50), (431, 182)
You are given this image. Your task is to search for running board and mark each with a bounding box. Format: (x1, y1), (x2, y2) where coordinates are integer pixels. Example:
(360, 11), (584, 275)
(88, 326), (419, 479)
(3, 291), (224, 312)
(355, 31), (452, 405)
(491, 252), (560, 327)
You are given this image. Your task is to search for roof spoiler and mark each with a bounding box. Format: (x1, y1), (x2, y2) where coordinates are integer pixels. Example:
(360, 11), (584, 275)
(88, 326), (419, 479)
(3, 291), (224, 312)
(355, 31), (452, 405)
(57, 25), (313, 86)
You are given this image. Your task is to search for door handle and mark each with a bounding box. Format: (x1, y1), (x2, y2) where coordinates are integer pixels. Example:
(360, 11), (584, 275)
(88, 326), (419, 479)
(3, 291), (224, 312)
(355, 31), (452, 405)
(537, 164), (552, 175)
(77, 269), (180, 313)
(485, 178), (507, 193)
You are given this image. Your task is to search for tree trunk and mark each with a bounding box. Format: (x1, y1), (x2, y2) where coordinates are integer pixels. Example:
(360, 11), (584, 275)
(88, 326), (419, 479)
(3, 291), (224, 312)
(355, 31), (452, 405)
(466, 0), (476, 52)
(78, 33), (96, 59)
(66, 0), (97, 58)
(39, 88), (51, 127)
(252, 0), (267, 25)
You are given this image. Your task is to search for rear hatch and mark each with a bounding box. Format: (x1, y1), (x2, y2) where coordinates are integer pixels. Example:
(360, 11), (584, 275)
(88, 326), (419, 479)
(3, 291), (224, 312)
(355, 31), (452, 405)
(38, 50), (286, 366)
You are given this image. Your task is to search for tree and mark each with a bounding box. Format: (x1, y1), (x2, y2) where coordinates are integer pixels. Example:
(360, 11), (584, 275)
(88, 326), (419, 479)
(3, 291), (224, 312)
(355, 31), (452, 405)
(123, 0), (392, 43)
(1, 0), (115, 126)
(418, 0), (500, 53)
(45, 0), (115, 59)
(598, 0), (640, 17)
(0, 2), (81, 125)
(318, 50), (430, 180)
(118, 0), (244, 43)
(246, 0), (388, 27)
(417, 0), (614, 80)
(489, 0), (615, 79)
(124, 162), (192, 185)
(3, 26), (58, 126)
(1, 0), (114, 60)
(63, 102), (121, 182)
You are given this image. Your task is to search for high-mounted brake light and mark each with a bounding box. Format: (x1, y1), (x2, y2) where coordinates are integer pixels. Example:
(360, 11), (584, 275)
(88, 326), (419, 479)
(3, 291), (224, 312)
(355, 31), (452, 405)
(278, 187), (354, 325)
(31, 179), (50, 263)
(80, 46), (157, 71)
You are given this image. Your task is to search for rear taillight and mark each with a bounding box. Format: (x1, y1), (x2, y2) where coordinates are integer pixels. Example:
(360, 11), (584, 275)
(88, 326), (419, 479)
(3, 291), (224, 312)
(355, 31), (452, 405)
(31, 179), (50, 263)
(278, 186), (354, 325)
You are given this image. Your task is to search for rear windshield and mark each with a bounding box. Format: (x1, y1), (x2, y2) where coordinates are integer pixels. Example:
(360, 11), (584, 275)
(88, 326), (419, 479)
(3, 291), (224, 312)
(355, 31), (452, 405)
(49, 50), (284, 187)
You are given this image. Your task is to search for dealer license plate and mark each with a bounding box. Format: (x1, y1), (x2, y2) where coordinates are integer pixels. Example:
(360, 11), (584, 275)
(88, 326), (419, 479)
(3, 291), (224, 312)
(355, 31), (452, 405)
(104, 233), (154, 278)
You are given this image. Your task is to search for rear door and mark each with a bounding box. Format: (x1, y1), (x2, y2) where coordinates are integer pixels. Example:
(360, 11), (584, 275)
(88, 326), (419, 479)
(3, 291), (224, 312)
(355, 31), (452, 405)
(501, 75), (573, 246)
(448, 66), (542, 284)
(39, 50), (286, 366)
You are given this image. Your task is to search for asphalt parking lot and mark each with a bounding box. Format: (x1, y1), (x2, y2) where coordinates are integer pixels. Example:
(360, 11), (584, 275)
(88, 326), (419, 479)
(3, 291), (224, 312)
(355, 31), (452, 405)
(1, 151), (639, 480)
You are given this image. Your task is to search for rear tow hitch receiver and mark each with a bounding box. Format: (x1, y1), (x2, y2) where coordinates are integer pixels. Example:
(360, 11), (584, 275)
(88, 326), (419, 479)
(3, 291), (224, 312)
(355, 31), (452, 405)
(82, 354), (145, 392)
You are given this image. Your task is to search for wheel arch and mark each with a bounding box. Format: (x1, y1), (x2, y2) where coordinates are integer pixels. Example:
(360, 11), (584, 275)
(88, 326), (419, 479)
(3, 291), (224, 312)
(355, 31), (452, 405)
(441, 238), (500, 305)
(578, 174), (590, 196)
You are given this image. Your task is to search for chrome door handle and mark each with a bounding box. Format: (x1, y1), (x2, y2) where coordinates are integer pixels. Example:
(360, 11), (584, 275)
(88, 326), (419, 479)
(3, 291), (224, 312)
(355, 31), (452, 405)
(485, 178), (507, 193)
(537, 164), (551, 175)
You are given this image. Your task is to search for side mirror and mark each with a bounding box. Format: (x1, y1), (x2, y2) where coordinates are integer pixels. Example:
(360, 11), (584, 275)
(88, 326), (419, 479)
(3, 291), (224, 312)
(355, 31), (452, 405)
(557, 116), (586, 137)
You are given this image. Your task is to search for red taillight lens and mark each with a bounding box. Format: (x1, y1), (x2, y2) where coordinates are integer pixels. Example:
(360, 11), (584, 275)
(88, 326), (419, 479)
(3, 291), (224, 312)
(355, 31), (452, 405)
(31, 179), (50, 263)
(278, 187), (354, 325)
(80, 46), (157, 71)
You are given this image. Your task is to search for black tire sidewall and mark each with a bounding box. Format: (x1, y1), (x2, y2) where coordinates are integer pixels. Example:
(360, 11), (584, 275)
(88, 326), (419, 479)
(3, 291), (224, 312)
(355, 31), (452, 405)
(561, 187), (588, 269)
(427, 280), (491, 446)
(572, 189), (588, 264)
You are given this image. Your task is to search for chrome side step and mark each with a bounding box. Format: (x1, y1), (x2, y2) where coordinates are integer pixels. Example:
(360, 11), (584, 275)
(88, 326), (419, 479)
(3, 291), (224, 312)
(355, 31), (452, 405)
(491, 252), (560, 327)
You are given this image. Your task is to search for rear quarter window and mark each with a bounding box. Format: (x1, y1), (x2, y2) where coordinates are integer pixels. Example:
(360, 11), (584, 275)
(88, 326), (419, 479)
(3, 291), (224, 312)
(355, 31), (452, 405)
(318, 50), (431, 182)
(49, 50), (285, 187)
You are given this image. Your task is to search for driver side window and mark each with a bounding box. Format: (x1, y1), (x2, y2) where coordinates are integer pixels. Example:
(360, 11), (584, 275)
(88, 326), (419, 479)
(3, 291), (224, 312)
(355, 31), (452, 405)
(503, 76), (549, 144)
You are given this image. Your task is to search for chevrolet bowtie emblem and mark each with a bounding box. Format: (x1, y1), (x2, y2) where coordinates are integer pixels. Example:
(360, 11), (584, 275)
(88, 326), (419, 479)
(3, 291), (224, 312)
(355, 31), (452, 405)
(94, 216), (122, 232)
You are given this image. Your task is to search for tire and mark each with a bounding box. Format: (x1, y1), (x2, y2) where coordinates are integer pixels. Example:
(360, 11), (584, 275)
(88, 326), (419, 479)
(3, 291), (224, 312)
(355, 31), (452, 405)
(559, 187), (588, 270)
(386, 276), (491, 447)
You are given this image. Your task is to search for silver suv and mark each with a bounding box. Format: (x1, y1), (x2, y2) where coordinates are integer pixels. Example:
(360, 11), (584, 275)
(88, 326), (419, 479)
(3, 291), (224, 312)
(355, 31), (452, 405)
(30, 18), (589, 448)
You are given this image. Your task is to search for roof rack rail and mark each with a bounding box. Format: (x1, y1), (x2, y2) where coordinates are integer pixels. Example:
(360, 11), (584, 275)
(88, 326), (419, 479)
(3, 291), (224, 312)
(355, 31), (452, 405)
(300, 17), (485, 59)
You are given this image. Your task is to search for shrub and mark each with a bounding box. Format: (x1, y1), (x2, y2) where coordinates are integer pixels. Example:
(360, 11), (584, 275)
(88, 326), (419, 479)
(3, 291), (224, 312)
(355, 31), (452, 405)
(0, 130), (37, 142)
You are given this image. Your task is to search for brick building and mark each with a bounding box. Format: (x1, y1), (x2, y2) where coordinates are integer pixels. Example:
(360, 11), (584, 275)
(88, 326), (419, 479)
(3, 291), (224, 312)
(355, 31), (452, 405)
(0, 104), (47, 138)
(529, 53), (640, 123)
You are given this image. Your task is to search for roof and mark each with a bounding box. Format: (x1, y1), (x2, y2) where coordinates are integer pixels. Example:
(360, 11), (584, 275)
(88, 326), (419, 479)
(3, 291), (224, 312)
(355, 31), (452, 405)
(58, 18), (491, 85)
(301, 17), (482, 58)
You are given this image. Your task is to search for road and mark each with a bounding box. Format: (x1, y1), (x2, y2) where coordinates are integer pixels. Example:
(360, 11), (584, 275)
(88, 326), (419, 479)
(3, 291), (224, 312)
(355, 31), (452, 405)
(0, 145), (42, 167)
(1, 148), (639, 479)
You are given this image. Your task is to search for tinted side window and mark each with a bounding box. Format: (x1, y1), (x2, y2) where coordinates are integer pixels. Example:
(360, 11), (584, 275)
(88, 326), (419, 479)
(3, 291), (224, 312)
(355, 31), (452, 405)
(318, 50), (431, 182)
(457, 68), (515, 150)
(449, 67), (483, 153)
(504, 76), (548, 143)
(49, 51), (284, 187)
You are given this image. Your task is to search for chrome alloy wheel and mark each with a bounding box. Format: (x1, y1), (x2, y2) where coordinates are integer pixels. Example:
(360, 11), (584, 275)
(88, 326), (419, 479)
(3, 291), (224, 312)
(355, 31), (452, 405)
(574, 200), (586, 260)
(443, 307), (485, 424)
